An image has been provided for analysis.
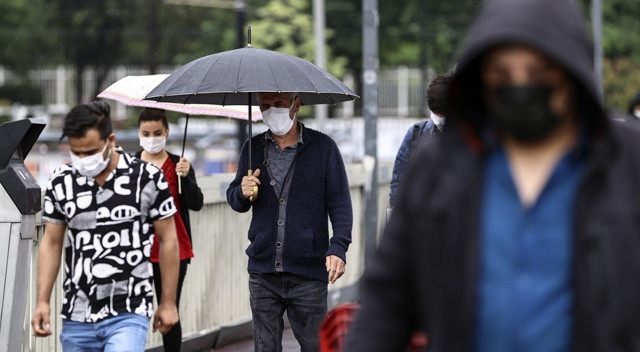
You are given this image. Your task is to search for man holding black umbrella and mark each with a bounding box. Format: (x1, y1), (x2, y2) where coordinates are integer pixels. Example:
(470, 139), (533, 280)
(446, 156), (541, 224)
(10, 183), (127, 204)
(227, 92), (353, 352)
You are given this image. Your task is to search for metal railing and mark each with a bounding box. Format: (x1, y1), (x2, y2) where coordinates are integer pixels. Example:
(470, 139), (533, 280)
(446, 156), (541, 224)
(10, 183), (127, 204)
(21, 163), (392, 351)
(1, 66), (431, 120)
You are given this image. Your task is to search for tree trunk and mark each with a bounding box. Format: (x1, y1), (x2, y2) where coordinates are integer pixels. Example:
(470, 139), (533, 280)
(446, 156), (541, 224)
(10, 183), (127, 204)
(93, 65), (111, 101)
(147, 0), (162, 74)
(75, 63), (84, 105)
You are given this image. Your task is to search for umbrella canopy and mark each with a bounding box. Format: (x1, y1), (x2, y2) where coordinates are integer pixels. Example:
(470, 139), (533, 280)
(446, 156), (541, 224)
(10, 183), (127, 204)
(98, 74), (262, 120)
(144, 41), (357, 202)
(144, 46), (358, 105)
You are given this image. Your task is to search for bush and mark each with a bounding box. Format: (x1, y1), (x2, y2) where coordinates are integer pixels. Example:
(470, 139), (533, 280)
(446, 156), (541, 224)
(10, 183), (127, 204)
(0, 82), (42, 105)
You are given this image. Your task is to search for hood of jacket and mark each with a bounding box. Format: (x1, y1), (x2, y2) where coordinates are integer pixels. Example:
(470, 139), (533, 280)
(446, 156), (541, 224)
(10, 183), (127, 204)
(446, 0), (605, 143)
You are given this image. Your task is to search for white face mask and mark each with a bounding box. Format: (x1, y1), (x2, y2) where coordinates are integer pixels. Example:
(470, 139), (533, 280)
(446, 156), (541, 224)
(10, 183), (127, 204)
(634, 109), (640, 119)
(431, 111), (445, 130)
(70, 141), (112, 178)
(140, 136), (167, 155)
(262, 100), (295, 136)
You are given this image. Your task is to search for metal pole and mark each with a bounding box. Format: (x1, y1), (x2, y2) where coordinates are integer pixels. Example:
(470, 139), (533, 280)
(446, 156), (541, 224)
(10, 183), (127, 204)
(313, 0), (328, 125)
(181, 115), (189, 157)
(248, 92), (252, 170)
(362, 0), (379, 266)
(591, 0), (603, 101)
(235, 0), (248, 153)
(419, 0), (428, 117)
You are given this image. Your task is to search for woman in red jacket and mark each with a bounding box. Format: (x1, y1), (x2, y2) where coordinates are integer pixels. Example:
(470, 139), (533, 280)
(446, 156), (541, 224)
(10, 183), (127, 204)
(136, 108), (203, 352)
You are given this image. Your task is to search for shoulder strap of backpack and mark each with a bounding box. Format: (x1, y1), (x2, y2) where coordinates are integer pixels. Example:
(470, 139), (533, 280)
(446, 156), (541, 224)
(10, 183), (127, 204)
(407, 122), (424, 160)
(410, 123), (422, 147)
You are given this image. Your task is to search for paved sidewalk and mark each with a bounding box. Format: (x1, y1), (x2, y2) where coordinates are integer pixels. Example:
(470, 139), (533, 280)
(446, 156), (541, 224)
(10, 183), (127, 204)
(211, 329), (300, 352)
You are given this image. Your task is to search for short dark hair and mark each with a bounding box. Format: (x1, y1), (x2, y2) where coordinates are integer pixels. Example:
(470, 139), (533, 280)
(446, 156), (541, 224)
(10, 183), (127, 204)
(427, 73), (451, 116)
(61, 101), (112, 141)
(138, 108), (168, 129)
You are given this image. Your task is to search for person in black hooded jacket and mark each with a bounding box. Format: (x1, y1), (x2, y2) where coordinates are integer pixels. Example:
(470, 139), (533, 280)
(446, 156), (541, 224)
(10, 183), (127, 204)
(344, 0), (640, 351)
(135, 108), (203, 352)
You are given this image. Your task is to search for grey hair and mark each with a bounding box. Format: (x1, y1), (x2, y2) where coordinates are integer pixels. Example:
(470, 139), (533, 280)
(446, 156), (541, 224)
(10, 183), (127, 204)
(257, 92), (299, 104)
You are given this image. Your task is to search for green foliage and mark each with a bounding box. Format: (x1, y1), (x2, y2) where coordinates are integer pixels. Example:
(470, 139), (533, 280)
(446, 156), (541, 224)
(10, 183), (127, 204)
(248, 0), (347, 79)
(325, 1), (361, 72)
(0, 82), (43, 105)
(122, 0), (239, 67)
(603, 57), (640, 113)
(1, 0), (639, 114)
(578, 0), (640, 112)
(0, 0), (58, 73)
(377, 0), (482, 71)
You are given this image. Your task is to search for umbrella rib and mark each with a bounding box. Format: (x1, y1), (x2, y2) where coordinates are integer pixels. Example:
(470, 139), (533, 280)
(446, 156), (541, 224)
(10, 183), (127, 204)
(235, 48), (247, 94)
(284, 54), (326, 102)
(258, 49), (282, 92)
(193, 54), (223, 102)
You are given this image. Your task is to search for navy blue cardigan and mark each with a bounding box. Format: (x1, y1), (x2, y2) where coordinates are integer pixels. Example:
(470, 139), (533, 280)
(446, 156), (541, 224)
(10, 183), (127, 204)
(227, 127), (353, 283)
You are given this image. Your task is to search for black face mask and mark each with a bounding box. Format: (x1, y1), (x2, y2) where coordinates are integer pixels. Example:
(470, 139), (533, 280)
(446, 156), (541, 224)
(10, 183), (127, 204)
(487, 85), (559, 142)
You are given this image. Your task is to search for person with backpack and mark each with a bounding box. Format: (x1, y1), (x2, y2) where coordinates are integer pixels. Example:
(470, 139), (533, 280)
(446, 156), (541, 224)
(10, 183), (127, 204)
(389, 73), (451, 208)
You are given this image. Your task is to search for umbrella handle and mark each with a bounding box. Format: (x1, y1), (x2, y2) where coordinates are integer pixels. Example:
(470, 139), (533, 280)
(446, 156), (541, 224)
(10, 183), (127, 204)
(248, 169), (258, 202)
(178, 173), (182, 194)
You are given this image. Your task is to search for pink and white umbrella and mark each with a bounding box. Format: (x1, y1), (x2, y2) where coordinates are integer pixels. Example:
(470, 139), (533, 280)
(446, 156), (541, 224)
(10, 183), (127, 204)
(98, 74), (260, 193)
(98, 74), (262, 120)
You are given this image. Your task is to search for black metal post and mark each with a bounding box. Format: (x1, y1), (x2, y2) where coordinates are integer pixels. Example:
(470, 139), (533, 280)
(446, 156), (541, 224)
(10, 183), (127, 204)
(248, 92), (252, 170)
(591, 0), (603, 101)
(235, 0), (248, 154)
(363, 0), (379, 266)
(181, 115), (189, 157)
(419, 0), (428, 117)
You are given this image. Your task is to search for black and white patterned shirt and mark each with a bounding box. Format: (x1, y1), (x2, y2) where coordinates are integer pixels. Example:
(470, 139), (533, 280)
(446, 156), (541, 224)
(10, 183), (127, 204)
(42, 150), (176, 322)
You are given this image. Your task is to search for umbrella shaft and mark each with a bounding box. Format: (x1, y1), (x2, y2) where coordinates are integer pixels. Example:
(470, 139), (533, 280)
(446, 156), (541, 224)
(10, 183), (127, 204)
(248, 92), (252, 170)
(181, 115), (190, 157)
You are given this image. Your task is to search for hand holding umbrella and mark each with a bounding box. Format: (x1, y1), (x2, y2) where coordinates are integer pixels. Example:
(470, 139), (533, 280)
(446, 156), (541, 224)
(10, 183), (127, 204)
(175, 156), (191, 194)
(241, 168), (261, 200)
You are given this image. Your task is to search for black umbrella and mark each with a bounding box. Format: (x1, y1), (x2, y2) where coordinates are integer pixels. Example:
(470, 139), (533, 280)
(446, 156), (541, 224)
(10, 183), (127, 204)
(145, 28), (358, 201)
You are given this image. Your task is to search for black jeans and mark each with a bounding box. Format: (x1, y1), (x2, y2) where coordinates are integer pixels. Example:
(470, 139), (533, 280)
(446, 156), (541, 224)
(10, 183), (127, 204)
(249, 272), (328, 352)
(152, 260), (188, 352)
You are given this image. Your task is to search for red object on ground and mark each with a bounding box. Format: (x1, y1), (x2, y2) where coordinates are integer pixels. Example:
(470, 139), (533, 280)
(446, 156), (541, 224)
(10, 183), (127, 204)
(320, 303), (360, 352)
(319, 302), (428, 352)
(408, 331), (428, 351)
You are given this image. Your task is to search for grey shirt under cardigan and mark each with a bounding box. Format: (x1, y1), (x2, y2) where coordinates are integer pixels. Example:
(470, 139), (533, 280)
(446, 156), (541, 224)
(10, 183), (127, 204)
(227, 123), (352, 283)
(264, 124), (304, 271)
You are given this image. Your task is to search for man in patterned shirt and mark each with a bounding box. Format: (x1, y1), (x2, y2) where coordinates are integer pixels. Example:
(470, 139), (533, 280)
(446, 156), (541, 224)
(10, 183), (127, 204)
(31, 101), (180, 351)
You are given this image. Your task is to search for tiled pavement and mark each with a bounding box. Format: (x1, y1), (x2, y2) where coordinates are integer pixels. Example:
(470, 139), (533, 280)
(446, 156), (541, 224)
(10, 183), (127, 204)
(210, 328), (300, 352)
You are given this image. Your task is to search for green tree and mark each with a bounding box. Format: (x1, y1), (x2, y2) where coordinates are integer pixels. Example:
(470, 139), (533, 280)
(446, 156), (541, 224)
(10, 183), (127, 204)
(248, 0), (347, 79)
(119, 1), (239, 69)
(579, 0), (640, 112)
(0, 0), (57, 74)
(0, 0), (58, 105)
(47, 0), (132, 102)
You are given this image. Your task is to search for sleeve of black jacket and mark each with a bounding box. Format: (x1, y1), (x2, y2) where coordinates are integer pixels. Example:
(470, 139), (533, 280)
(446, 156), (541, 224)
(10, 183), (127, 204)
(343, 149), (428, 351)
(180, 158), (204, 211)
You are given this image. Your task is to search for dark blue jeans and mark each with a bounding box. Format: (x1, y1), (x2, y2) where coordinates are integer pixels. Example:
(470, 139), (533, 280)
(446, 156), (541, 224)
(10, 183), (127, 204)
(249, 272), (327, 352)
